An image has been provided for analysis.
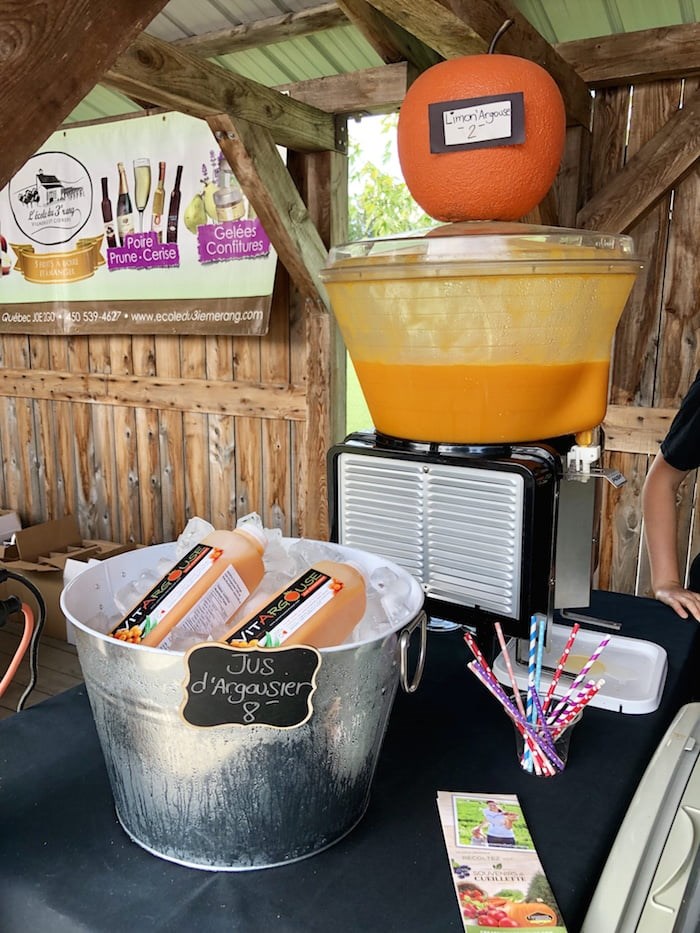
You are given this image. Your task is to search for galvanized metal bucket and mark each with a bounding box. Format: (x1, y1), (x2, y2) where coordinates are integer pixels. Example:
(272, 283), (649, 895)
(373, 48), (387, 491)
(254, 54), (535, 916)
(60, 541), (426, 871)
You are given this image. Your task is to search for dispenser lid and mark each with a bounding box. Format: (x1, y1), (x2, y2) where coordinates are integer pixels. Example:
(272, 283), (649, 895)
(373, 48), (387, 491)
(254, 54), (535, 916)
(321, 221), (640, 277)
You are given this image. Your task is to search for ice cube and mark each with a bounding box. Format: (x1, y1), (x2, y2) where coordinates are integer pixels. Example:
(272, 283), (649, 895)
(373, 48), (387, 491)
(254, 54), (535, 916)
(380, 591), (413, 625)
(114, 581), (143, 613)
(175, 516), (215, 557)
(288, 538), (343, 568)
(370, 564), (410, 598)
(348, 592), (391, 642)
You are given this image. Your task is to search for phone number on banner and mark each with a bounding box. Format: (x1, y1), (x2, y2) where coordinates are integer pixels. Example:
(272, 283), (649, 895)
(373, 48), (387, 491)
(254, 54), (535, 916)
(0, 304), (268, 335)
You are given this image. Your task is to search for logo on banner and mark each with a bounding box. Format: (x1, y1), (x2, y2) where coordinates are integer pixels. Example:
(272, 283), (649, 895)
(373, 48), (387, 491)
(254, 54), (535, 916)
(9, 151), (92, 245)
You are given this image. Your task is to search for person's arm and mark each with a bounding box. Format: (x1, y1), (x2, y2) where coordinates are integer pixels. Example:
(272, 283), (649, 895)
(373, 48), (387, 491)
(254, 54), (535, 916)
(642, 452), (700, 621)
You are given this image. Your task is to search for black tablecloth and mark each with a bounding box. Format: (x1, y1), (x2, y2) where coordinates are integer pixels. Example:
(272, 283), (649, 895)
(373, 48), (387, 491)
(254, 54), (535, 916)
(1, 591), (698, 933)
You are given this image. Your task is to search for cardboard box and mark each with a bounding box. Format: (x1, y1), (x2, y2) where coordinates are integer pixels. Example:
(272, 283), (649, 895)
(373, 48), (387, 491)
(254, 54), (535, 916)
(0, 515), (134, 642)
(0, 509), (22, 543)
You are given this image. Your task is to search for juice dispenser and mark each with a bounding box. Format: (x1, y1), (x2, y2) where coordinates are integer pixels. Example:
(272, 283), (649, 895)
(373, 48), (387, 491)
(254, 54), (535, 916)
(321, 221), (642, 641)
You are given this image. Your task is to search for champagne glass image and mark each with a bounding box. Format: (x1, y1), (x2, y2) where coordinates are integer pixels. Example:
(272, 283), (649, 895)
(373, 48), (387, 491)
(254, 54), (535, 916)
(133, 158), (152, 232)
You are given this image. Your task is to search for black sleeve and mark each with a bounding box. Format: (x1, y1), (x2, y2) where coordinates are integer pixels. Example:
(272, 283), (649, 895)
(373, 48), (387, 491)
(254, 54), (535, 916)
(660, 370), (700, 471)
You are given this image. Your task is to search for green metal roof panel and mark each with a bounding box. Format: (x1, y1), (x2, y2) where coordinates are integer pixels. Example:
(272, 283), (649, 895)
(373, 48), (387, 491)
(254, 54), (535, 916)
(515, 0), (699, 41)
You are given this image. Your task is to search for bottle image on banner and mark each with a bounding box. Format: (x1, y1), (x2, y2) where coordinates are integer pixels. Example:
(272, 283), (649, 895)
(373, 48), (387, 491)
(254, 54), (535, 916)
(100, 176), (117, 248)
(166, 164), (183, 243)
(116, 161), (135, 245)
(213, 152), (245, 222)
(151, 161), (166, 242)
(133, 158), (152, 233)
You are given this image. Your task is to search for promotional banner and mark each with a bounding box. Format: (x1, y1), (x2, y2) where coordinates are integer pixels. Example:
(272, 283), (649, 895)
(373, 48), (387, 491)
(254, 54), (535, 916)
(0, 111), (278, 335)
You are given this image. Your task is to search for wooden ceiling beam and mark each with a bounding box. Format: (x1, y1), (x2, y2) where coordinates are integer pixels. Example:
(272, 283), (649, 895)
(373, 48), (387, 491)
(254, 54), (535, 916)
(361, 0), (592, 127)
(577, 88), (700, 233)
(335, 0), (440, 73)
(278, 62), (409, 115)
(206, 114), (330, 311)
(174, 2), (347, 57)
(556, 23), (700, 89)
(104, 33), (344, 153)
(0, 0), (171, 192)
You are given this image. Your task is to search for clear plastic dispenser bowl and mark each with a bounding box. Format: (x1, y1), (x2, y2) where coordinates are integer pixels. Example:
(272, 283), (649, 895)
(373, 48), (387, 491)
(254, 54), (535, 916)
(320, 222), (642, 444)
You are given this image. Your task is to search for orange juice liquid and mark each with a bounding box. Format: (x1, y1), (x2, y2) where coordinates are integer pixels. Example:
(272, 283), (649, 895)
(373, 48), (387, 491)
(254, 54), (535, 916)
(353, 359), (610, 443)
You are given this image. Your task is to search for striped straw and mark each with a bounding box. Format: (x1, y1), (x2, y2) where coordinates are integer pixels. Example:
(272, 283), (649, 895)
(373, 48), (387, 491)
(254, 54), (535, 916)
(467, 661), (554, 775)
(463, 630), (497, 685)
(542, 622), (580, 714)
(547, 678), (597, 727)
(548, 634), (610, 721)
(526, 614), (538, 725)
(534, 614), (547, 698)
(524, 615), (538, 772)
(551, 679), (605, 739)
(494, 621), (527, 720)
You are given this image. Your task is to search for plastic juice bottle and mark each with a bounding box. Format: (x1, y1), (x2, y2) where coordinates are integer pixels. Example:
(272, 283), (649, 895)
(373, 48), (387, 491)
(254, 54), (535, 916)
(222, 560), (366, 650)
(110, 525), (267, 648)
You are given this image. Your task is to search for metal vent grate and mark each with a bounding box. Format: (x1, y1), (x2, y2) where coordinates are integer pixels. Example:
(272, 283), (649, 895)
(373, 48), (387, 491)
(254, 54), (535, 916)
(337, 453), (524, 619)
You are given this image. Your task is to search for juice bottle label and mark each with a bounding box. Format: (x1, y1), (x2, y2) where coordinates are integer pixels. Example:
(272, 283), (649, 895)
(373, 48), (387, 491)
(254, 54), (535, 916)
(227, 568), (342, 647)
(111, 542), (249, 643)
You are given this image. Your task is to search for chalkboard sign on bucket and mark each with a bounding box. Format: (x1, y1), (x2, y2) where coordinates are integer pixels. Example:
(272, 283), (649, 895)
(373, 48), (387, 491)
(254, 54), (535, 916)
(181, 643), (321, 729)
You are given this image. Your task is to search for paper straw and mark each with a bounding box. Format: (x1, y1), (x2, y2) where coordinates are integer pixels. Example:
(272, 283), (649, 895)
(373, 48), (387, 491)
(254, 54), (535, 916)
(463, 631), (497, 685)
(534, 614), (546, 698)
(551, 679), (605, 739)
(467, 662), (554, 775)
(548, 634), (610, 721)
(547, 678), (597, 727)
(542, 622), (580, 714)
(526, 615), (538, 725)
(493, 621), (527, 720)
(524, 615), (538, 772)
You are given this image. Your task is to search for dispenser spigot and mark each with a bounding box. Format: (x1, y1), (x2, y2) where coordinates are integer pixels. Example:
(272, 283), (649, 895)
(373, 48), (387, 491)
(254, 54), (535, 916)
(567, 441), (601, 475)
(565, 431), (626, 488)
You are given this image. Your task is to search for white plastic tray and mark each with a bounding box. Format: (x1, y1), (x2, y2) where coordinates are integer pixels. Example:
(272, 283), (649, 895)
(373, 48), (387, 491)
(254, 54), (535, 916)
(492, 622), (668, 714)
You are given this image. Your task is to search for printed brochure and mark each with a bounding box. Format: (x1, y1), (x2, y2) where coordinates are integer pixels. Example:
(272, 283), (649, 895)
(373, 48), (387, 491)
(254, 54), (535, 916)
(437, 791), (567, 931)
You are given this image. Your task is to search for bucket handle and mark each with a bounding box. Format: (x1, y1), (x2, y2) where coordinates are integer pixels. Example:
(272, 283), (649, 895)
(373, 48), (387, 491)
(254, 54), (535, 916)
(399, 609), (427, 694)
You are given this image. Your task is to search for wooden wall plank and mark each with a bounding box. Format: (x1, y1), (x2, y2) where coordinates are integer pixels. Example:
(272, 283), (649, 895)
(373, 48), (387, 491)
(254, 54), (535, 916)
(88, 336), (117, 540)
(578, 88), (700, 233)
(27, 336), (54, 520)
(610, 80), (681, 406)
(109, 337), (140, 544)
(206, 335), (237, 531)
(133, 336), (162, 544)
(47, 339), (75, 521)
(181, 338), (210, 525)
(233, 332), (264, 521)
(3, 336), (42, 523)
(655, 78), (700, 404)
(585, 85), (632, 592)
(0, 368), (306, 419)
(154, 335), (186, 541)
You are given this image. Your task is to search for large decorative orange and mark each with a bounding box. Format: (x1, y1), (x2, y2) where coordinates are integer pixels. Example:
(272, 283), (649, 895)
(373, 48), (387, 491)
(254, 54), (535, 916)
(397, 52), (566, 222)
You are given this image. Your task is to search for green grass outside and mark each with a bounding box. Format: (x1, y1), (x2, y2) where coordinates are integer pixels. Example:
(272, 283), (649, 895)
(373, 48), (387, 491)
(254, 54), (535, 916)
(345, 355), (372, 435)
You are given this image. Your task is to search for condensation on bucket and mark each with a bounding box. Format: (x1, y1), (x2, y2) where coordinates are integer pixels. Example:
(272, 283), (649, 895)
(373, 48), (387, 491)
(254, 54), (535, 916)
(61, 541), (424, 871)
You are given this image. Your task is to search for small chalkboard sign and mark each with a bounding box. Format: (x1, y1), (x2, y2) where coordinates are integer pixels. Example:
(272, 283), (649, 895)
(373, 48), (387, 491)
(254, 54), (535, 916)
(428, 91), (525, 154)
(180, 643), (321, 729)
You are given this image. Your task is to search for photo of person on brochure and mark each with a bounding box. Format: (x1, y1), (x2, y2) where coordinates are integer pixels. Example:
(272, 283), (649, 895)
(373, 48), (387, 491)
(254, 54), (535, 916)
(479, 800), (518, 847)
(454, 796), (534, 849)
